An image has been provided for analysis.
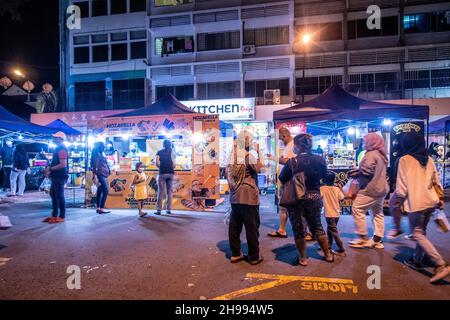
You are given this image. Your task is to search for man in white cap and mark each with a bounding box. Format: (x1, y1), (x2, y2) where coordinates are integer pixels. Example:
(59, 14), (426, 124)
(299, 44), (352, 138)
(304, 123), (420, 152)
(43, 132), (69, 224)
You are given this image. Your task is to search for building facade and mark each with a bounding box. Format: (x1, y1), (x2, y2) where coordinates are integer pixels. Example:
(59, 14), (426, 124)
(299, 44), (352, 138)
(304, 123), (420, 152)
(61, 0), (450, 112)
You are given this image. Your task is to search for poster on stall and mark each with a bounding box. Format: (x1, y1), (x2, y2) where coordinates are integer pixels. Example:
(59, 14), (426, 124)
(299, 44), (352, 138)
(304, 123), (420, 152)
(86, 113), (220, 210)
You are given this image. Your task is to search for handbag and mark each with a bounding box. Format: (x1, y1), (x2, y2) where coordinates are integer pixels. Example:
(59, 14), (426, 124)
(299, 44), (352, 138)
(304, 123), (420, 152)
(0, 215), (13, 230)
(279, 158), (306, 208)
(91, 184), (98, 197)
(343, 178), (360, 199)
(433, 208), (449, 233)
(39, 177), (52, 194)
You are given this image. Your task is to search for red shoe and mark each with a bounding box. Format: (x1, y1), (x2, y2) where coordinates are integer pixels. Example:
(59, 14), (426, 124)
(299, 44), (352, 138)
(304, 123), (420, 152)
(42, 217), (55, 223)
(48, 217), (65, 224)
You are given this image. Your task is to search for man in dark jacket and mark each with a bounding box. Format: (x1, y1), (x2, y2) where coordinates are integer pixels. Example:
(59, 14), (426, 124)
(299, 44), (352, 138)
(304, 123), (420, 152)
(0, 138), (14, 192)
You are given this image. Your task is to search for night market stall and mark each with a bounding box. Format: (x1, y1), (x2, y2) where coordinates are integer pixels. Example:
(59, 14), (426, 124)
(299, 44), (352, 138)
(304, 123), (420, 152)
(85, 95), (221, 211)
(273, 84), (430, 210)
(429, 116), (450, 188)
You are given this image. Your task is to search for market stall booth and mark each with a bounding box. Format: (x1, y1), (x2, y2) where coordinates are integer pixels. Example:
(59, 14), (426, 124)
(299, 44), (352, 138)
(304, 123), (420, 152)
(273, 84), (429, 208)
(85, 95), (221, 211)
(429, 116), (450, 188)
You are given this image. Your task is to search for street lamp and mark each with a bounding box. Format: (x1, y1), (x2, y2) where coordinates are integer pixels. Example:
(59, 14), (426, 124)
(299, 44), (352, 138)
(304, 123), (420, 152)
(300, 33), (311, 103)
(13, 69), (25, 78)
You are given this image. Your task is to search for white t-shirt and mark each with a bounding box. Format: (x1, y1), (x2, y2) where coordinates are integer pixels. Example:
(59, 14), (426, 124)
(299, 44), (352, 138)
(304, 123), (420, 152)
(320, 186), (345, 218)
(280, 140), (296, 170)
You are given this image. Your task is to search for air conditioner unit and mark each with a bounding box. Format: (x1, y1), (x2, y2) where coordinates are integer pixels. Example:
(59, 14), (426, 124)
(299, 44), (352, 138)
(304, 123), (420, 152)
(264, 89), (281, 105)
(243, 45), (256, 56)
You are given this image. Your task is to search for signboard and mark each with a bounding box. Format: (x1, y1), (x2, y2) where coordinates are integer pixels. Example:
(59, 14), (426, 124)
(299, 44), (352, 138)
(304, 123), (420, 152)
(181, 98), (255, 121)
(275, 120), (307, 136)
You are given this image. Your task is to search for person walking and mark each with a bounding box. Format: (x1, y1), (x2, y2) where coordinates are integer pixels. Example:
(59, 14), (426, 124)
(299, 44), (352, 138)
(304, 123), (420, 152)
(320, 172), (346, 256)
(8, 143), (29, 197)
(132, 162), (149, 218)
(279, 134), (334, 266)
(349, 133), (389, 249)
(396, 132), (450, 283)
(43, 132), (69, 224)
(91, 142), (111, 214)
(155, 140), (175, 215)
(0, 138), (14, 192)
(227, 131), (264, 265)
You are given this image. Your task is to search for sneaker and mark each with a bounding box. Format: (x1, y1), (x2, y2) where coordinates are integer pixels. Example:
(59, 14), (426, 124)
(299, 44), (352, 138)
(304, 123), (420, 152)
(139, 212), (148, 218)
(387, 229), (404, 240)
(230, 254), (245, 264)
(97, 209), (110, 214)
(166, 210), (171, 214)
(404, 234), (414, 241)
(154, 211), (161, 216)
(368, 239), (384, 249)
(430, 265), (450, 284)
(403, 259), (424, 272)
(348, 238), (371, 248)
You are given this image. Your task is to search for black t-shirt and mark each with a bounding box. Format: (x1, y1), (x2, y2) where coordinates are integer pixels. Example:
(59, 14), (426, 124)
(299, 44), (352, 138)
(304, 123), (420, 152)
(279, 153), (327, 193)
(157, 149), (174, 174)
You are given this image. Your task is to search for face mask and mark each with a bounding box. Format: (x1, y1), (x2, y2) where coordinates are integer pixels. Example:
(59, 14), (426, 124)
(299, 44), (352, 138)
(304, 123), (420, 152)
(138, 167), (144, 172)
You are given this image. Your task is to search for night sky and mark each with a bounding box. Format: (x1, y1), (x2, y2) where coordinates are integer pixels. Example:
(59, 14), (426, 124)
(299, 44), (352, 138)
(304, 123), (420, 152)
(0, 0), (60, 89)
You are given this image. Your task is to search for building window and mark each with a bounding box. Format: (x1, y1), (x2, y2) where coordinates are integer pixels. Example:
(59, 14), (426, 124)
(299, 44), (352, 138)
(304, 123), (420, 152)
(405, 11), (450, 33)
(405, 70), (430, 89)
(130, 30), (147, 40)
(156, 85), (194, 100)
(244, 26), (289, 46)
(110, 0), (127, 14)
(197, 31), (240, 51)
(73, 35), (89, 45)
(111, 32), (127, 42)
(74, 47), (89, 64)
(92, 45), (108, 62)
(91, 0), (107, 16)
(73, 1), (89, 18)
(130, 41), (147, 59)
(113, 79), (145, 109)
(431, 68), (450, 88)
(111, 43), (128, 61)
(348, 72), (397, 92)
(155, 36), (194, 56)
(348, 16), (398, 39)
(92, 33), (108, 43)
(245, 79), (289, 97)
(437, 11), (450, 32)
(130, 0), (147, 12)
(74, 81), (106, 111)
(296, 75), (342, 95)
(296, 22), (342, 42)
(155, 0), (192, 7)
(198, 81), (240, 99)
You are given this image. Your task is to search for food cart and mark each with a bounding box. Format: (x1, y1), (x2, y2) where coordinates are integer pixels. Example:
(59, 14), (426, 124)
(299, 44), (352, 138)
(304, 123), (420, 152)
(85, 95), (221, 211)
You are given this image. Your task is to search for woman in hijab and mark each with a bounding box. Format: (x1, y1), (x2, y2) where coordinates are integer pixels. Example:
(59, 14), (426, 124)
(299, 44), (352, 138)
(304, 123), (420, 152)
(349, 133), (389, 249)
(395, 132), (449, 283)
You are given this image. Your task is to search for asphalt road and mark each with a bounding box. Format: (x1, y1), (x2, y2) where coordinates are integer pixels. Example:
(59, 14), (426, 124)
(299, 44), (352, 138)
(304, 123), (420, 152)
(0, 195), (449, 300)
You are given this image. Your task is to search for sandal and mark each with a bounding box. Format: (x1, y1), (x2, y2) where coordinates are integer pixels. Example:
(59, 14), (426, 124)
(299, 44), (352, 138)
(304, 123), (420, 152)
(230, 254), (245, 264)
(298, 257), (308, 267)
(267, 231), (288, 238)
(325, 251), (335, 263)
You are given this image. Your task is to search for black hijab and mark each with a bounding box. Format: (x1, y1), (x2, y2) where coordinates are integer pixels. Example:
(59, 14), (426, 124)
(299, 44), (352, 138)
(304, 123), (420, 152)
(401, 131), (429, 167)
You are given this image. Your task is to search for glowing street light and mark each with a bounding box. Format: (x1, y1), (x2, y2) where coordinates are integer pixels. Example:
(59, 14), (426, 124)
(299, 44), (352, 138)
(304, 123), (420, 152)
(302, 34), (311, 44)
(13, 69), (25, 78)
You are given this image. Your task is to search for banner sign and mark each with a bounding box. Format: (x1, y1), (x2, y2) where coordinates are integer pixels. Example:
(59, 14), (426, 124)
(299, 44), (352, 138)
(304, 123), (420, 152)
(182, 98), (255, 121)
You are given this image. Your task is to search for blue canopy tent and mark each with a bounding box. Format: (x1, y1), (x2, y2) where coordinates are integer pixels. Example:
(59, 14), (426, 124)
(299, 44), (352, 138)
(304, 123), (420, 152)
(0, 105), (59, 138)
(46, 119), (82, 136)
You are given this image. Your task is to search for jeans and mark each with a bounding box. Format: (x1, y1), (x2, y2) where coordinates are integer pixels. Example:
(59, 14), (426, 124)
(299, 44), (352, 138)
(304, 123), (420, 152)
(408, 209), (446, 268)
(1, 166), (11, 190)
(10, 169), (26, 196)
(388, 191), (405, 231)
(96, 175), (109, 209)
(229, 204), (260, 261)
(288, 195), (326, 239)
(326, 217), (344, 251)
(157, 173), (174, 211)
(352, 193), (385, 238)
(50, 178), (66, 218)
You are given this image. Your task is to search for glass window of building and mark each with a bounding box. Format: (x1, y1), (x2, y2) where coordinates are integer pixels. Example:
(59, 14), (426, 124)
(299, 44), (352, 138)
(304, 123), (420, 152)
(155, 36), (194, 56)
(155, 0), (192, 7)
(130, 0), (147, 12)
(245, 26), (289, 46)
(130, 30), (147, 40)
(431, 69), (450, 88)
(92, 45), (108, 62)
(297, 23), (342, 41)
(198, 82), (240, 99)
(113, 79), (145, 109)
(348, 16), (398, 39)
(74, 47), (90, 64)
(197, 31), (240, 51)
(73, 35), (89, 45)
(111, 43), (128, 61)
(156, 85), (194, 100)
(405, 70), (430, 89)
(92, 33), (108, 43)
(245, 79), (289, 97)
(73, 1), (89, 18)
(74, 81), (106, 111)
(111, 32), (128, 42)
(437, 11), (450, 32)
(130, 41), (147, 59)
(91, 0), (107, 16)
(111, 0), (127, 14)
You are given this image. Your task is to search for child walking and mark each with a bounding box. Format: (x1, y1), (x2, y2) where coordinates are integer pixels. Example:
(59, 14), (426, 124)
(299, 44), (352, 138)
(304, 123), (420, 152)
(320, 172), (346, 256)
(132, 162), (148, 217)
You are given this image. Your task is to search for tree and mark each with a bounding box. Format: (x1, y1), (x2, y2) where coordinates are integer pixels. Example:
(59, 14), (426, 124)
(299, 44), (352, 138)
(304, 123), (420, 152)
(0, 0), (31, 20)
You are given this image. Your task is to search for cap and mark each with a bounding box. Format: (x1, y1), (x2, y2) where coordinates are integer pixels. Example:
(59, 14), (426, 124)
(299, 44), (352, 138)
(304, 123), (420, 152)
(52, 131), (67, 140)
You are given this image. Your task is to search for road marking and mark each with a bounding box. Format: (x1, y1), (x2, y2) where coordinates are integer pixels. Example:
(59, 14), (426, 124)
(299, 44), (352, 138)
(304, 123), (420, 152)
(0, 257), (12, 267)
(211, 273), (357, 300)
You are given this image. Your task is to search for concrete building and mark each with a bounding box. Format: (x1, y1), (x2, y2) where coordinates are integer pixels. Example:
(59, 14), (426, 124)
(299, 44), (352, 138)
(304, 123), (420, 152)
(61, 0), (450, 112)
